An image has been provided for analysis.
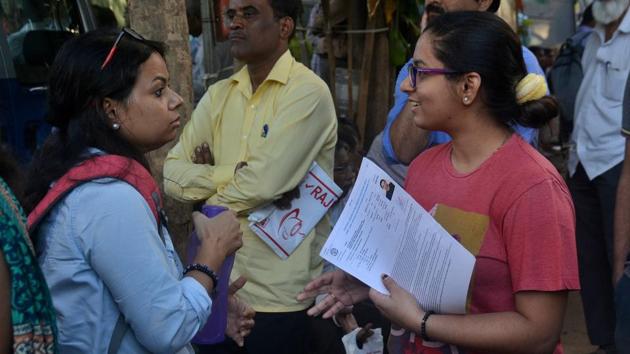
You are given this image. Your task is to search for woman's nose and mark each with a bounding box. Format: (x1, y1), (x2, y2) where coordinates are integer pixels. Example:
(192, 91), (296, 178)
(400, 76), (413, 94)
(169, 89), (184, 110)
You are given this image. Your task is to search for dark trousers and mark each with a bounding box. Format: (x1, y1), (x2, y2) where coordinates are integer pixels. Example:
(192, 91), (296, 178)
(306, 300), (391, 354)
(306, 316), (346, 354)
(196, 310), (309, 354)
(569, 163), (622, 347)
(616, 267), (630, 352)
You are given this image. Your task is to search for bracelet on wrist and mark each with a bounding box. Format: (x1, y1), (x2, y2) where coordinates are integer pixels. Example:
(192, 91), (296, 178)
(420, 310), (435, 342)
(183, 263), (218, 294)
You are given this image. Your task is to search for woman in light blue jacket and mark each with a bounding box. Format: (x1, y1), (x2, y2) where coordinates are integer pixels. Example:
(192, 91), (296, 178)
(23, 29), (252, 353)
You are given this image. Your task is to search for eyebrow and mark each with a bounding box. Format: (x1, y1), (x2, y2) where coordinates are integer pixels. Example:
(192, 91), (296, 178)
(413, 59), (427, 66)
(152, 76), (167, 85)
(227, 5), (258, 12)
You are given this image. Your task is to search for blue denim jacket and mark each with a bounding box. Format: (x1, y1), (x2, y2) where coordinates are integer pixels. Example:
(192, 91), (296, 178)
(36, 178), (211, 353)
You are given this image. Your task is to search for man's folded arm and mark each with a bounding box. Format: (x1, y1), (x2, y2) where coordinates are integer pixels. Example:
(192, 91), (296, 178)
(164, 91), (236, 202)
(208, 83), (337, 213)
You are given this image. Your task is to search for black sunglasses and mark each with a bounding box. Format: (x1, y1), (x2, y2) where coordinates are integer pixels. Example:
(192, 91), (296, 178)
(100, 27), (146, 70)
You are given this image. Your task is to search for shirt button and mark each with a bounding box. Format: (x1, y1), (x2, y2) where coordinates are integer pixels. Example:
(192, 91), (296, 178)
(242, 135), (247, 139)
(250, 104), (255, 109)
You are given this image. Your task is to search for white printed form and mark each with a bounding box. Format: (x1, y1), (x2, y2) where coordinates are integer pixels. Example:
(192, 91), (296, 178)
(321, 158), (475, 314)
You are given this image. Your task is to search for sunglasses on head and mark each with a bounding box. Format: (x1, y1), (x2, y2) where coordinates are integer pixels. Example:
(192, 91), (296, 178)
(101, 27), (146, 70)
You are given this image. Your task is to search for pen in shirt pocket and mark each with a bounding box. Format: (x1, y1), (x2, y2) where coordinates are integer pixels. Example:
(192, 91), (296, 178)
(261, 124), (269, 138)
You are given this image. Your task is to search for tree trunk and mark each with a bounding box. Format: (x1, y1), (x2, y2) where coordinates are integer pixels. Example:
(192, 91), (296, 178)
(365, 27), (390, 151)
(128, 0), (193, 257)
(355, 1), (390, 152)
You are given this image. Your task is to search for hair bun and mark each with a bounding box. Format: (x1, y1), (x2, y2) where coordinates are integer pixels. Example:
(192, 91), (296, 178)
(515, 73), (547, 104)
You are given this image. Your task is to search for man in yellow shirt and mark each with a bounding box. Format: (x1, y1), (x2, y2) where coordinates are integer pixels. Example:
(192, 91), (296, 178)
(163, 0), (337, 353)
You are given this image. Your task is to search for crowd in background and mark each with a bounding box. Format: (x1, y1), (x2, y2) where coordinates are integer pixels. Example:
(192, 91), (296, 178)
(1, 0), (629, 354)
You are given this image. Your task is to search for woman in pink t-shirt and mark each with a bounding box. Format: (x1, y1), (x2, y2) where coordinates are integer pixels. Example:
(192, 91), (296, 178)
(299, 11), (579, 354)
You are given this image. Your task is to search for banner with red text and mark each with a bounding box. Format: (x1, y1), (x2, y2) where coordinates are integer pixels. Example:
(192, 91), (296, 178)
(248, 162), (342, 260)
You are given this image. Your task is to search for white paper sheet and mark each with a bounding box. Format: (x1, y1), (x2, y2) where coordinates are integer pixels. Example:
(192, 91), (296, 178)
(320, 158), (475, 314)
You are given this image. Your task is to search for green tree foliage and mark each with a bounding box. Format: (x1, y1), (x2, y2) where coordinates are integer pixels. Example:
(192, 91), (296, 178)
(389, 0), (422, 67)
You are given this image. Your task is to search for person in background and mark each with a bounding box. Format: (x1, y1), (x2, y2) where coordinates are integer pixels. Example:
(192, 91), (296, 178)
(299, 11), (578, 354)
(543, 3), (596, 177)
(187, 0), (208, 104)
(567, 1), (630, 352)
(330, 118), (359, 225)
(529, 46), (555, 74)
(1, 3), (10, 34)
(547, 3), (595, 132)
(186, 0), (234, 105)
(0, 145), (57, 353)
(530, 43), (562, 175)
(613, 71), (630, 353)
(337, 312), (383, 354)
(307, 118), (360, 354)
(91, 5), (119, 29)
(578, 4), (597, 45)
(7, 0), (52, 62)
(366, 0), (545, 186)
(306, 0), (348, 87)
(23, 29), (251, 353)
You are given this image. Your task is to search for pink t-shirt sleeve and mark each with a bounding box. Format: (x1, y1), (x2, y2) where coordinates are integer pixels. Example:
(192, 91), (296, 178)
(502, 179), (580, 293)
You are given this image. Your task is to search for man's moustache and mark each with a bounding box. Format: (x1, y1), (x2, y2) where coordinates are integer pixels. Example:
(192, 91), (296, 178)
(425, 3), (446, 16)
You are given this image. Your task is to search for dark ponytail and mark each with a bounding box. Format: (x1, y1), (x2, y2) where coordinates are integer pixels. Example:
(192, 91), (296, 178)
(0, 145), (23, 203)
(517, 96), (559, 129)
(424, 11), (558, 129)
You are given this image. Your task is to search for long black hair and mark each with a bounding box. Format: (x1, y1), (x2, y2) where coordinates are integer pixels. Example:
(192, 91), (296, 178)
(0, 145), (23, 203)
(23, 30), (165, 213)
(424, 11), (558, 129)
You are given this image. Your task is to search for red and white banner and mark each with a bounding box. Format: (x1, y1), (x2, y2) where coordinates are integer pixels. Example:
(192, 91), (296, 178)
(249, 162), (342, 260)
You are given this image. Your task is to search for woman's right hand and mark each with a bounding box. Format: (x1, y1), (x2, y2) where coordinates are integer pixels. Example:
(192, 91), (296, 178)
(369, 275), (424, 332)
(192, 210), (243, 264)
(226, 276), (256, 346)
(297, 270), (370, 319)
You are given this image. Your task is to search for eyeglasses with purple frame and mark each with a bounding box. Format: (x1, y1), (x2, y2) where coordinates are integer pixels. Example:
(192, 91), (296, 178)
(100, 27), (146, 70)
(407, 65), (461, 89)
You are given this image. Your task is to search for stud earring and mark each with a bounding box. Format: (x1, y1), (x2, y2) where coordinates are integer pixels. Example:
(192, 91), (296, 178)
(463, 97), (470, 104)
(112, 123), (120, 130)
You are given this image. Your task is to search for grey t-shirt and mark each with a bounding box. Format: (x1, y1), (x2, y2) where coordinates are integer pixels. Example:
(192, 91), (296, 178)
(623, 71), (630, 135)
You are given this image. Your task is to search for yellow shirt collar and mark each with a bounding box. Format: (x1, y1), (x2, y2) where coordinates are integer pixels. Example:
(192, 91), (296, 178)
(231, 50), (294, 95)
